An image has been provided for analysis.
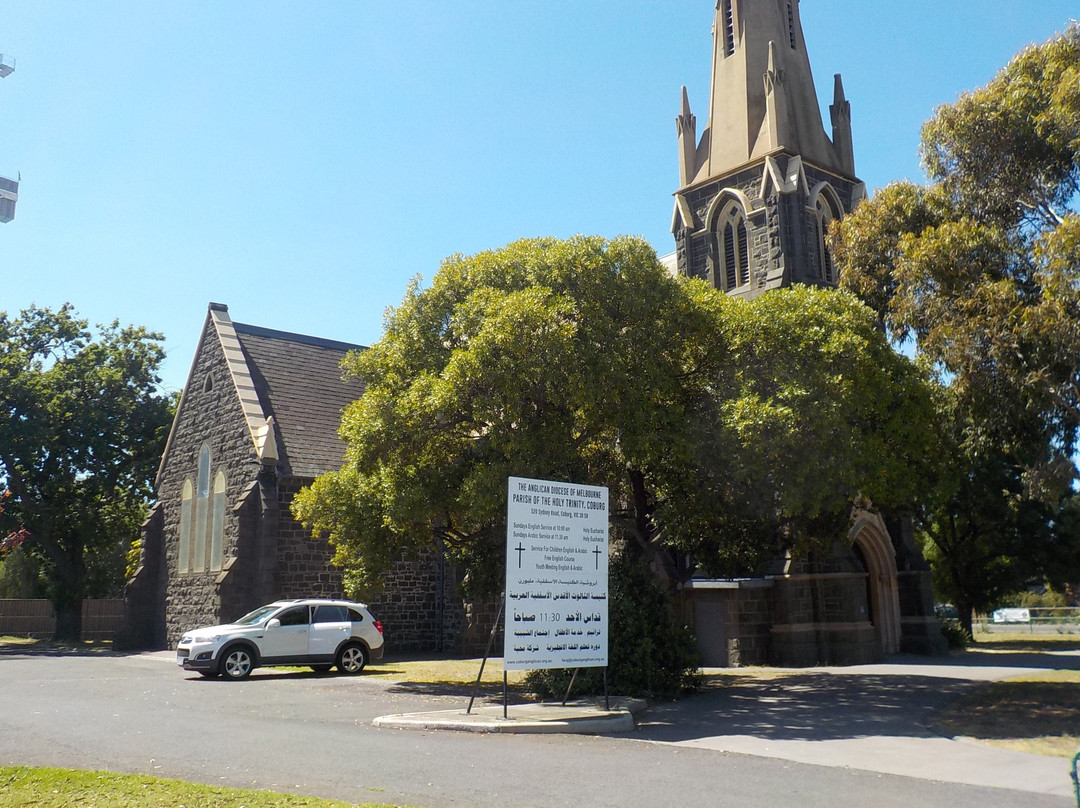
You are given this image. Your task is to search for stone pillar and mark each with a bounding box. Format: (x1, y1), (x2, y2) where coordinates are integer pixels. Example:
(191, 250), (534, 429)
(886, 514), (949, 656)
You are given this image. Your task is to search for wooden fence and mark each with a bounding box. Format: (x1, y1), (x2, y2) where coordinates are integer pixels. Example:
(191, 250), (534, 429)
(0, 599), (125, 641)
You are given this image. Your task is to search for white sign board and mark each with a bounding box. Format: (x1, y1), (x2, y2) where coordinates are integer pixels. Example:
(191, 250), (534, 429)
(992, 608), (1031, 624)
(504, 476), (609, 671)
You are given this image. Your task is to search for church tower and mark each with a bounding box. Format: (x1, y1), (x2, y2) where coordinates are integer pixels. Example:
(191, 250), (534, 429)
(672, 0), (865, 294)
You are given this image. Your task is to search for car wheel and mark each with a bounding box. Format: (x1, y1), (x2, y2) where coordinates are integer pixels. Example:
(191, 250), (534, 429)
(310, 664), (332, 674)
(220, 646), (254, 679)
(337, 643), (366, 674)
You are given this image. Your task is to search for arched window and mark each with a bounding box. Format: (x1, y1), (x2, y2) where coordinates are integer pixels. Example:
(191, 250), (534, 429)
(717, 203), (751, 291)
(210, 471), (226, 572)
(721, 0), (736, 57)
(193, 443), (210, 573)
(815, 195), (838, 284)
(178, 479), (193, 574)
(197, 444), (211, 498)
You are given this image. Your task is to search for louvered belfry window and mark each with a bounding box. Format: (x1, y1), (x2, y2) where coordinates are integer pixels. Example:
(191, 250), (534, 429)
(722, 0), (736, 57)
(718, 203), (751, 291)
(816, 196), (838, 284)
(724, 223), (738, 288)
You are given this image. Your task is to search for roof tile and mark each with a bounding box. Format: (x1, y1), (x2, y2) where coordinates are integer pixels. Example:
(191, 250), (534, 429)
(233, 323), (366, 478)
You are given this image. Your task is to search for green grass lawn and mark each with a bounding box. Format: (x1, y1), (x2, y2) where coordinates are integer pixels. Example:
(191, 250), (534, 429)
(970, 634), (1080, 651)
(0, 635), (43, 646)
(0, 766), (416, 808)
(367, 656), (528, 687)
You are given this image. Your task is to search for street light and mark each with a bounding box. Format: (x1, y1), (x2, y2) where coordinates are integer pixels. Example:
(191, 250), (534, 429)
(0, 52), (17, 222)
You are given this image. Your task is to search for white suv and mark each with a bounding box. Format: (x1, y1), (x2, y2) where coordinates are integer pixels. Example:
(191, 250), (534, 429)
(176, 599), (385, 680)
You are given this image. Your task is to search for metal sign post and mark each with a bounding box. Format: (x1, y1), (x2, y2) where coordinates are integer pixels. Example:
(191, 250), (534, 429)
(466, 596), (504, 716)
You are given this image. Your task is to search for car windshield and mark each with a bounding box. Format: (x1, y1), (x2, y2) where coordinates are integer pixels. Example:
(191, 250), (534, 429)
(233, 606), (279, 626)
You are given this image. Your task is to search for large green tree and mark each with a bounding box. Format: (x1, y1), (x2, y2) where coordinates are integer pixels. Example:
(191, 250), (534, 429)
(0, 305), (174, 640)
(295, 236), (720, 595)
(831, 24), (1080, 632)
(293, 236), (937, 605)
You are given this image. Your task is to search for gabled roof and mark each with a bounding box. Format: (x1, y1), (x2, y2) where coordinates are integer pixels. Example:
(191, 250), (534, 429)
(157, 304), (366, 486)
(232, 321), (365, 478)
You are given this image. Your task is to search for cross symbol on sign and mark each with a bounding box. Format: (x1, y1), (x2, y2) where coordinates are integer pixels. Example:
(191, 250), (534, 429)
(515, 543), (526, 568)
(593, 546), (603, 569)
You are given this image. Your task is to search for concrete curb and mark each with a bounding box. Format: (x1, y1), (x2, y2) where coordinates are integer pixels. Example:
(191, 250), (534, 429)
(373, 697), (647, 734)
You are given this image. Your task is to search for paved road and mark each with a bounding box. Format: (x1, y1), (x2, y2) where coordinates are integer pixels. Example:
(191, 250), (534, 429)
(0, 650), (1072, 808)
(634, 653), (1079, 796)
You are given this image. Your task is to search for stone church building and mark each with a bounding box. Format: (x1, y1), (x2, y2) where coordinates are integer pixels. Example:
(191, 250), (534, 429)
(665, 0), (943, 665)
(121, 0), (946, 665)
(119, 304), (473, 653)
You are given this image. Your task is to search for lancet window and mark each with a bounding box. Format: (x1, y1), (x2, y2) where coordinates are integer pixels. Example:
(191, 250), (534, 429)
(178, 479), (193, 574)
(210, 471), (226, 572)
(815, 195), (838, 284)
(192, 443), (211, 572)
(717, 203), (751, 291)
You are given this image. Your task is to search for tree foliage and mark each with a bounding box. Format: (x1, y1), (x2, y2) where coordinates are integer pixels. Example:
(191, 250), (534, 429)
(294, 236), (937, 607)
(0, 305), (174, 640)
(831, 25), (1080, 632)
(524, 549), (700, 699)
(669, 283), (940, 574)
(295, 236), (717, 595)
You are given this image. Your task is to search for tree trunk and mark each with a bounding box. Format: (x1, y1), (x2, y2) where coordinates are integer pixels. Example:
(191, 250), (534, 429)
(51, 542), (86, 643)
(958, 602), (975, 641)
(53, 600), (82, 643)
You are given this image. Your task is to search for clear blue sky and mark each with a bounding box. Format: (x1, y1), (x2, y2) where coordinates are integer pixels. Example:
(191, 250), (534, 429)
(1, 2), (1076, 394)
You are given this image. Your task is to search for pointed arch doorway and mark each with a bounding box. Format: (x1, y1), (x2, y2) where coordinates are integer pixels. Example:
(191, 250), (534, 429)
(850, 513), (902, 655)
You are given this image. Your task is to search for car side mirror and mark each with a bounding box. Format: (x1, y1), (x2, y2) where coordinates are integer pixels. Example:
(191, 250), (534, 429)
(266, 618), (281, 630)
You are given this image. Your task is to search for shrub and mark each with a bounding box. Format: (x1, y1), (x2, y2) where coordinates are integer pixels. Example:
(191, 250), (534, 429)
(524, 551), (700, 700)
(0, 546), (46, 599)
(939, 617), (971, 650)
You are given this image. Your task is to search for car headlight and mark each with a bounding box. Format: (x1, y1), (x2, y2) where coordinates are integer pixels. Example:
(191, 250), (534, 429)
(180, 636), (193, 645)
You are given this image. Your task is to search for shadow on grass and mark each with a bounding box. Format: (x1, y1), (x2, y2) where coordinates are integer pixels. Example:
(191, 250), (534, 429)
(0, 638), (121, 657)
(931, 681), (1080, 740)
(384, 679), (535, 699)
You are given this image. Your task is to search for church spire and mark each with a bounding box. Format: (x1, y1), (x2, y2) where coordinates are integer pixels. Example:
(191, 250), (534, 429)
(687, 0), (853, 185)
(671, 1), (866, 292)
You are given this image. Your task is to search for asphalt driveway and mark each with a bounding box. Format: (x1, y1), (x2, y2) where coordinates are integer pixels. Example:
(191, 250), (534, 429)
(633, 652), (1079, 796)
(0, 648), (1073, 807)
